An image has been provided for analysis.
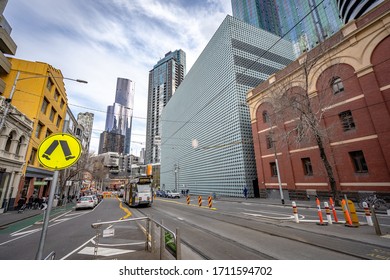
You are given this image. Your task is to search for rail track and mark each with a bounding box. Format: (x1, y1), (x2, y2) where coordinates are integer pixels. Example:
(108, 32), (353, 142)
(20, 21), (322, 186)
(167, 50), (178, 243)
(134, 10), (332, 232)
(133, 200), (389, 260)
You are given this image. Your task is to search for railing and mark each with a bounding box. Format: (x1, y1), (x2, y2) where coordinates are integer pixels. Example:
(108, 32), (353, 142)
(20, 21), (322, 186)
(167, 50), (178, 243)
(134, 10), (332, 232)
(91, 216), (181, 260)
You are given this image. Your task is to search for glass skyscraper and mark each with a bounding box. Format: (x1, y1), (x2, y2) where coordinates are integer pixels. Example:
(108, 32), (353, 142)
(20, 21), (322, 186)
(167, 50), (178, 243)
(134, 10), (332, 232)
(160, 15), (294, 197)
(146, 50), (186, 164)
(101, 77), (135, 154)
(231, 0), (342, 57)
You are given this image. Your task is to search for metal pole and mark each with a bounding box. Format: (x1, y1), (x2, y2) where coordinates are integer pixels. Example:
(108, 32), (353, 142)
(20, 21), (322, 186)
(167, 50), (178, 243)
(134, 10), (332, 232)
(35, 170), (58, 260)
(275, 157), (285, 204)
(174, 164), (178, 192)
(0, 71), (20, 131)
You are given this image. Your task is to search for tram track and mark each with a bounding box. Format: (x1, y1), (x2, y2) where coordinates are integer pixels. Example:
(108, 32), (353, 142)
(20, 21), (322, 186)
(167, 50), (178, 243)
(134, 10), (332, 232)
(134, 200), (388, 260)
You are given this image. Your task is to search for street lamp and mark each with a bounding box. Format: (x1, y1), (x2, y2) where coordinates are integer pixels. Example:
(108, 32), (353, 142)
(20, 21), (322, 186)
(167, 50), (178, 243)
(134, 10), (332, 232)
(0, 70), (87, 131)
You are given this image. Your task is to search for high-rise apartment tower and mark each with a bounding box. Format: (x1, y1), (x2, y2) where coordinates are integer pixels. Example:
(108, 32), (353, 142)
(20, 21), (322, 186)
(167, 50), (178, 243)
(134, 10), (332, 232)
(145, 50), (186, 164)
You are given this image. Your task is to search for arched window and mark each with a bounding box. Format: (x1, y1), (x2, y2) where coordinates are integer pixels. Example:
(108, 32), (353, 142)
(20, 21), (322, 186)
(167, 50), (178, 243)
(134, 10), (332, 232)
(4, 132), (14, 152)
(15, 136), (25, 156)
(262, 110), (270, 123)
(331, 77), (344, 95)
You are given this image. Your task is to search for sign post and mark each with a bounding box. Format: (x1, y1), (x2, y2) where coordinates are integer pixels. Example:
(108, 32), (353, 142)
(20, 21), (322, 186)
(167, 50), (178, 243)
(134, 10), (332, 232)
(35, 133), (81, 260)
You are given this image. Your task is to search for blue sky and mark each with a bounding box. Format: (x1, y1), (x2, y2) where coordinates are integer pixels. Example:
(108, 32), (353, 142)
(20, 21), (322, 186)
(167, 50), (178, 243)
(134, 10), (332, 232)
(4, 0), (232, 154)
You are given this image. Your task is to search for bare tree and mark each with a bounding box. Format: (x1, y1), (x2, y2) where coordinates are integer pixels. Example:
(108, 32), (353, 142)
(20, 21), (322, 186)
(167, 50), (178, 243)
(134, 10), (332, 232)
(264, 43), (342, 202)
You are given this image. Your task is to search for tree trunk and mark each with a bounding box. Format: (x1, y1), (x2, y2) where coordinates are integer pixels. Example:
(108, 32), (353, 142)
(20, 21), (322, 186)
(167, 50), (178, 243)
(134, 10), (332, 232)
(314, 133), (339, 202)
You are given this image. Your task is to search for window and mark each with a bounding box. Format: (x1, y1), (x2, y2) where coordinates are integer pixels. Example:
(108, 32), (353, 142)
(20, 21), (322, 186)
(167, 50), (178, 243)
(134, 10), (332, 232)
(29, 148), (37, 165)
(262, 110), (270, 123)
(15, 136), (24, 156)
(56, 116), (62, 128)
(4, 134), (12, 152)
(49, 107), (56, 122)
(60, 99), (65, 109)
(270, 162), (278, 177)
(46, 78), (53, 91)
(302, 157), (313, 176)
(339, 110), (355, 131)
(54, 90), (60, 101)
(349, 150), (368, 173)
(35, 122), (43, 138)
(46, 129), (52, 138)
(331, 77), (344, 95)
(266, 134), (274, 149)
(41, 98), (49, 114)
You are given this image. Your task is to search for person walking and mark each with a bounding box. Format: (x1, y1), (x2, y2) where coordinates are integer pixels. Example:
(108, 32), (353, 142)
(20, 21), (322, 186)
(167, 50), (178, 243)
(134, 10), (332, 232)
(243, 186), (248, 200)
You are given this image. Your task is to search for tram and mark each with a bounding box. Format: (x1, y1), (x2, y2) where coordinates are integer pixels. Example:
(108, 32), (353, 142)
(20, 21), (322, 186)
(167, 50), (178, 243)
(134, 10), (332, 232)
(123, 176), (153, 207)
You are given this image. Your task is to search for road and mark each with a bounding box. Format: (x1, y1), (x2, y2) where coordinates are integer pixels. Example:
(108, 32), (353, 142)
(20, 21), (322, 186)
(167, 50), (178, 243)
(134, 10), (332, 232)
(0, 196), (389, 260)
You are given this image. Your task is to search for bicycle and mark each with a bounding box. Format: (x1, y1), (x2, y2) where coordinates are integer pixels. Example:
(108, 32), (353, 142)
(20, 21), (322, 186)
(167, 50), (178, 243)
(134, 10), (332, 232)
(358, 194), (387, 211)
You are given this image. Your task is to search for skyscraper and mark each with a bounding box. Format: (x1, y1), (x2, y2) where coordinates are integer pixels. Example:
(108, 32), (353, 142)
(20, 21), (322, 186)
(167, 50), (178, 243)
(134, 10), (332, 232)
(231, 0), (342, 57)
(145, 50), (186, 164)
(100, 78), (135, 154)
(161, 15), (294, 197)
(231, 0), (282, 36)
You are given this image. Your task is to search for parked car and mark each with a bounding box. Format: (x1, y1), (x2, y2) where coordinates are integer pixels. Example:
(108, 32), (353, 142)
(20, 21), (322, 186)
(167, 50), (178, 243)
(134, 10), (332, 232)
(76, 196), (95, 210)
(166, 190), (180, 199)
(156, 190), (166, 197)
(91, 195), (99, 206)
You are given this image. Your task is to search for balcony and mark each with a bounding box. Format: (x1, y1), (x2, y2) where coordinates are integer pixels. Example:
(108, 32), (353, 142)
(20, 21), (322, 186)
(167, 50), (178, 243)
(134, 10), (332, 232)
(0, 18), (17, 55)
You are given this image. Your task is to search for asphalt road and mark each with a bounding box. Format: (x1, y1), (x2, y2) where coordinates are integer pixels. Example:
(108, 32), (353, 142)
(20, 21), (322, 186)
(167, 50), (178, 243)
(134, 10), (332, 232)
(1, 196), (389, 260)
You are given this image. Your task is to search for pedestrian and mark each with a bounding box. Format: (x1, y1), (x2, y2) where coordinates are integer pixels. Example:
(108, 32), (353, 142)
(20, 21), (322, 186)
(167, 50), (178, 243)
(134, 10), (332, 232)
(243, 186), (248, 200)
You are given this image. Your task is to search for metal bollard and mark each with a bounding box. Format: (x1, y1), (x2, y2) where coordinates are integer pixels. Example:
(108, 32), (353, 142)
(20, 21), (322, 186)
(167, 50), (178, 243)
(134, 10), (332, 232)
(324, 202), (332, 224)
(292, 201), (299, 223)
(363, 202), (373, 226)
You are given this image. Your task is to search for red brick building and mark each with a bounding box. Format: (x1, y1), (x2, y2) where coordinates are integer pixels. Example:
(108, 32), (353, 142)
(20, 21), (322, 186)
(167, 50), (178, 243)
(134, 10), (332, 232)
(247, 2), (390, 202)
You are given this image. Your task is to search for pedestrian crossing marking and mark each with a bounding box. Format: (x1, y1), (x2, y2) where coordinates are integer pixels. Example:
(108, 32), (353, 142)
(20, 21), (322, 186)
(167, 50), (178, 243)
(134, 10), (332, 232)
(37, 133), (81, 170)
(78, 246), (136, 256)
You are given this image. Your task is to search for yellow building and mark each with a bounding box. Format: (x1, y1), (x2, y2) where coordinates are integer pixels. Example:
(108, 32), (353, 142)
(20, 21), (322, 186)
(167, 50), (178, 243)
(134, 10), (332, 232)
(0, 58), (68, 203)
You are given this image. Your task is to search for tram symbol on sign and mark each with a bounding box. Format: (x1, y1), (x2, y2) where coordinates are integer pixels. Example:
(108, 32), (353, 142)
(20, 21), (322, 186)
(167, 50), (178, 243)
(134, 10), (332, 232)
(38, 133), (81, 170)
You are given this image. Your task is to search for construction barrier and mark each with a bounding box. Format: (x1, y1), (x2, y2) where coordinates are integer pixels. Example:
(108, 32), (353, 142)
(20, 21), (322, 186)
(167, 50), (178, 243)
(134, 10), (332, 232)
(342, 199), (354, 227)
(186, 195), (190, 205)
(329, 197), (339, 223)
(292, 201), (299, 223)
(363, 202), (373, 226)
(208, 196), (212, 208)
(347, 199), (360, 227)
(198, 196), (202, 207)
(324, 202), (333, 224)
(316, 197), (327, 226)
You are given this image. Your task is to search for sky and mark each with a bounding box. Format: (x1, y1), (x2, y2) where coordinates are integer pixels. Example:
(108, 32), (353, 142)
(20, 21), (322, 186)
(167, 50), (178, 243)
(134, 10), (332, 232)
(4, 0), (232, 155)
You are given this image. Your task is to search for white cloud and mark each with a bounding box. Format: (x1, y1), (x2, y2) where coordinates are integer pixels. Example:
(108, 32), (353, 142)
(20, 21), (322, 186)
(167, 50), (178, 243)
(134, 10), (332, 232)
(4, 0), (231, 154)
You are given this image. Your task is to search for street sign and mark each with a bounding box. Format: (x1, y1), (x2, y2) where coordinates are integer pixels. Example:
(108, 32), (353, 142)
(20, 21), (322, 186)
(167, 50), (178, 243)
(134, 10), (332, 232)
(37, 133), (82, 170)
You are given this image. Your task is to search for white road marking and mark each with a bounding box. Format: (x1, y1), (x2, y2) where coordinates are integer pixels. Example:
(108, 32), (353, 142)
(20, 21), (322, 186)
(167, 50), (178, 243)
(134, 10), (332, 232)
(77, 246), (136, 256)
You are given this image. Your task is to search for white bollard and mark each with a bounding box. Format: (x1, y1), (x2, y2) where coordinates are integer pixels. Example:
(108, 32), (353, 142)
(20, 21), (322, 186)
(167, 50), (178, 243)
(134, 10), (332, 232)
(363, 202), (373, 226)
(324, 202), (332, 224)
(292, 201), (299, 223)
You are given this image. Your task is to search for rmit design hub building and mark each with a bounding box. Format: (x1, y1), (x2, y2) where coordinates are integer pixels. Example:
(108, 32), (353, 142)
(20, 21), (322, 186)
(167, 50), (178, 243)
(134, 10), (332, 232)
(161, 15), (294, 197)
